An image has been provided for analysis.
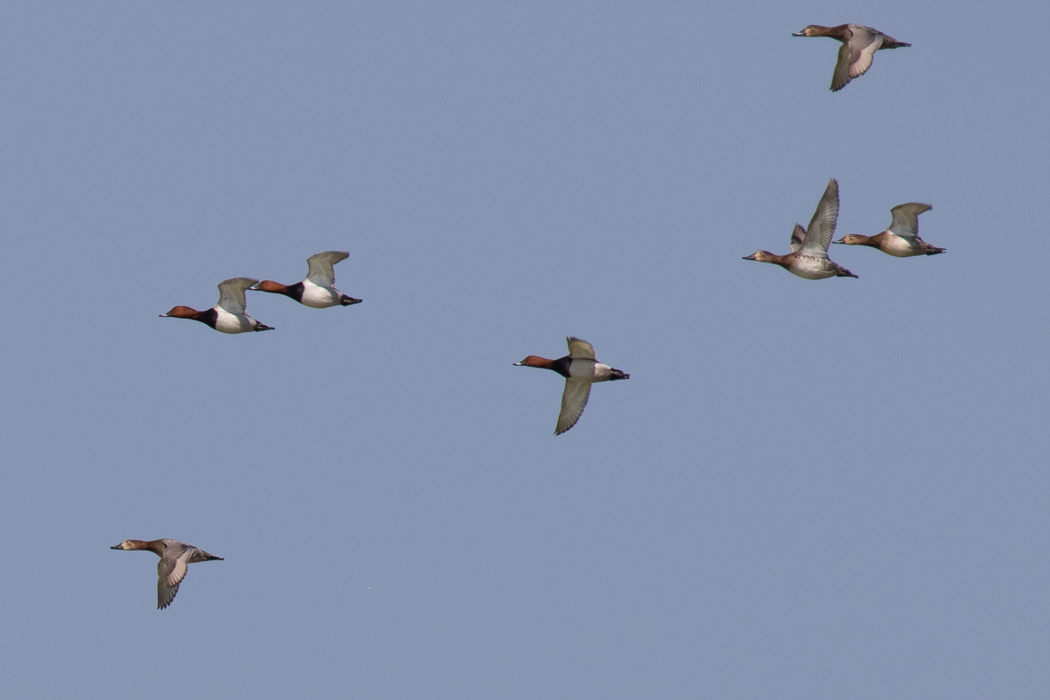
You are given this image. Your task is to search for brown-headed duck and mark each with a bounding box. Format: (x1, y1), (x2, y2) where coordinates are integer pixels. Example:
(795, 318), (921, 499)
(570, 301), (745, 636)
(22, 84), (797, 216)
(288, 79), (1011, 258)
(792, 24), (911, 91)
(111, 539), (223, 609)
(834, 203), (944, 256)
(515, 337), (629, 435)
(250, 251), (362, 308)
(744, 178), (858, 279)
(161, 277), (274, 333)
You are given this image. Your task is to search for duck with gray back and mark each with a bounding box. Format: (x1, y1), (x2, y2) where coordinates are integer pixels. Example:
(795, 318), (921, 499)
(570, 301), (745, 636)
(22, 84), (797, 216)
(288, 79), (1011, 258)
(514, 337), (629, 435)
(744, 178), (858, 279)
(161, 277), (274, 333)
(251, 251), (362, 308)
(834, 203), (944, 256)
(792, 24), (910, 91)
(111, 538), (223, 609)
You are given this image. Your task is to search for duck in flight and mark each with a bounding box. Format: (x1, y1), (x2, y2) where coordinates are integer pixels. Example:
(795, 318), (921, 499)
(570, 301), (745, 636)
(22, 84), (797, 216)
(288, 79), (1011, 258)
(161, 277), (274, 333)
(515, 337), (629, 435)
(834, 203), (944, 256)
(744, 178), (858, 279)
(111, 538), (223, 609)
(792, 24), (911, 92)
(251, 251), (362, 308)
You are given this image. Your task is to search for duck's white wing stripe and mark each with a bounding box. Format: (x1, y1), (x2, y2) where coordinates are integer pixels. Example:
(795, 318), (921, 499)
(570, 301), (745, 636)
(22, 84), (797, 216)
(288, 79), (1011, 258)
(155, 547), (193, 609)
(166, 549), (192, 588)
(849, 31), (883, 79)
(556, 378), (592, 435)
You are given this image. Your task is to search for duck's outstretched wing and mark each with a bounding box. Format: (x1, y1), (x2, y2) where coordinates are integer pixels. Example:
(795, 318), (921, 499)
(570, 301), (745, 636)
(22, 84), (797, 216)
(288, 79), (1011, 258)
(216, 278), (258, 314)
(831, 42), (853, 91)
(306, 251), (349, 287)
(566, 337), (596, 360)
(800, 179), (839, 257)
(888, 203), (932, 240)
(556, 377), (592, 435)
(847, 26), (884, 80)
(156, 546), (193, 609)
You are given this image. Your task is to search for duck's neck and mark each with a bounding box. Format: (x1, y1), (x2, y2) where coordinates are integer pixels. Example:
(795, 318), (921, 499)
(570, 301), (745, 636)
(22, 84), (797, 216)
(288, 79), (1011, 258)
(518, 355), (572, 378)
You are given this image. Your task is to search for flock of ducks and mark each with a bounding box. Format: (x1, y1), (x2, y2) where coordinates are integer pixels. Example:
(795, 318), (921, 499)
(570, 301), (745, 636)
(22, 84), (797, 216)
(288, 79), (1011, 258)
(115, 22), (942, 609)
(159, 251), (362, 334)
(745, 24), (943, 279)
(743, 178), (943, 280)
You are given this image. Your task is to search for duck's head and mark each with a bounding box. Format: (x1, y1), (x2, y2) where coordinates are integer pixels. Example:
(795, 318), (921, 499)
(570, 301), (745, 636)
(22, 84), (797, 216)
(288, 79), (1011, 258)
(743, 251), (777, 263)
(514, 355), (554, 369)
(159, 306), (200, 319)
(833, 234), (866, 246)
(250, 280), (288, 293)
(792, 25), (821, 37)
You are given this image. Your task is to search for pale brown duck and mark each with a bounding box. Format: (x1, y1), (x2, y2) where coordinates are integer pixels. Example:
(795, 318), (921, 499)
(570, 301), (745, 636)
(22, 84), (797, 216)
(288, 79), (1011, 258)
(792, 24), (911, 91)
(834, 203), (944, 256)
(111, 538), (223, 609)
(744, 179), (858, 280)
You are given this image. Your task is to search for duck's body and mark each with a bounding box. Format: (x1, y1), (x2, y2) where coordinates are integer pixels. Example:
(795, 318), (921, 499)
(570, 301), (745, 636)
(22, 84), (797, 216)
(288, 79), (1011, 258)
(744, 179), (858, 279)
(834, 203), (944, 256)
(743, 249), (857, 279)
(515, 337), (629, 435)
(111, 538), (223, 609)
(252, 251), (362, 308)
(792, 23), (910, 91)
(161, 277), (273, 333)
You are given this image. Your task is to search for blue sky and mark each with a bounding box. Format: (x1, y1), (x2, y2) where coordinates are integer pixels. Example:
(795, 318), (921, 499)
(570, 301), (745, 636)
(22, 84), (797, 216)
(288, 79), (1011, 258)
(3, 2), (1050, 698)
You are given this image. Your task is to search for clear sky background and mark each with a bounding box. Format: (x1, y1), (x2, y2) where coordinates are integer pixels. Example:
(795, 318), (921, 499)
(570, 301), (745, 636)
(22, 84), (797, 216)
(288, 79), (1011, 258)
(3, 2), (1049, 698)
